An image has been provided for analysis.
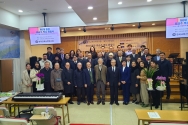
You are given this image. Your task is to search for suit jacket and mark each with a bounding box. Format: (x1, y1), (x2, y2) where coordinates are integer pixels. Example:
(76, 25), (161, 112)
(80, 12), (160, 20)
(114, 51), (126, 58)
(22, 70), (32, 93)
(94, 65), (107, 84)
(107, 67), (120, 86)
(70, 60), (82, 70)
(47, 52), (54, 62)
(54, 53), (61, 60)
(158, 59), (172, 82)
(85, 59), (95, 69)
(115, 56), (126, 68)
(130, 54), (139, 61)
(50, 69), (63, 91)
(141, 55), (147, 62)
(74, 69), (84, 87)
(120, 67), (130, 83)
(40, 68), (53, 92)
(62, 68), (74, 93)
(153, 56), (160, 62)
(101, 51), (107, 58)
(83, 68), (96, 86)
(126, 61), (132, 68)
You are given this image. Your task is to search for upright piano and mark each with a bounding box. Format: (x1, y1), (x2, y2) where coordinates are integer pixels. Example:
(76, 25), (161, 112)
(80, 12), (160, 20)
(12, 92), (62, 102)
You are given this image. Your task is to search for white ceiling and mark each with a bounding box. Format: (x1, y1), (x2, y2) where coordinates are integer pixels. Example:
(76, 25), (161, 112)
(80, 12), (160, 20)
(0, 0), (184, 24)
(0, 0), (183, 15)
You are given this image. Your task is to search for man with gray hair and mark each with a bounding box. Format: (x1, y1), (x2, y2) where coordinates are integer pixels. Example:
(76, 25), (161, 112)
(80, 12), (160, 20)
(153, 49), (161, 62)
(94, 58), (107, 105)
(40, 61), (53, 92)
(107, 59), (120, 105)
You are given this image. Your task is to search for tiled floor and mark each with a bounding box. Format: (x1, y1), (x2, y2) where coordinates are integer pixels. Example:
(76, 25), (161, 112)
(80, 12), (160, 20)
(48, 101), (186, 125)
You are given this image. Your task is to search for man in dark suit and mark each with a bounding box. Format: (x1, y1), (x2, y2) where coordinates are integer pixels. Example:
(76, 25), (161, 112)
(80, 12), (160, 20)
(126, 55), (131, 68)
(158, 52), (172, 99)
(60, 48), (65, 61)
(105, 46), (115, 60)
(141, 48), (149, 62)
(138, 45), (146, 57)
(107, 59), (120, 105)
(95, 52), (106, 66)
(46, 47), (54, 62)
(130, 48), (139, 61)
(153, 49), (161, 62)
(116, 50), (125, 68)
(61, 53), (71, 70)
(115, 45), (125, 57)
(54, 47), (61, 60)
(145, 54), (152, 68)
(101, 46), (107, 59)
(85, 52), (95, 69)
(84, 62), (96, 105)
(78, 53), (87, 69)
(62, 62), (74, 104)
(70, 55), (79, 70)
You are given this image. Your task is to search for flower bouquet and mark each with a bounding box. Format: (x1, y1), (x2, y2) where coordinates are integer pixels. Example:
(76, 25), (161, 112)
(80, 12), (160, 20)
(143, 67), (158, 90)
(36, 73), (45, 91)
(155, 76), (166, 91)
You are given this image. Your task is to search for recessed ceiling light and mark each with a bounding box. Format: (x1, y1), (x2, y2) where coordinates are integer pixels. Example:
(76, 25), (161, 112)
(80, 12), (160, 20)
(18, 10), (23, 13)
(61, 29), (64, 31)
(93, 17), (97, 20)
(68, 6), (72, 9)
(78, 28), (81, 30)
(152, 23), (155, 25)
(118, 2), (122, 5)
(132, 25), (135, 27)
(88, 6), (93, 10)
(147, 0), (152, 2)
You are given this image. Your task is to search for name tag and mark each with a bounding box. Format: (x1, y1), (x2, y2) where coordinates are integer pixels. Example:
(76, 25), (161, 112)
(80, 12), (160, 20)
(56, 78), (61, 82)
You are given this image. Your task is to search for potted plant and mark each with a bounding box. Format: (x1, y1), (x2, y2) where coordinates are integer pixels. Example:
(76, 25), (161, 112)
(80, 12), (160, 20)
(143, 68), (158, 90)
(155, 76), (166, 91)
(36, 73), (45, 91)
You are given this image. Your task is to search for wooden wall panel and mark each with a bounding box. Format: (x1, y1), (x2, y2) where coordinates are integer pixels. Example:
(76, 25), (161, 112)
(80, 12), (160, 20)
(152, 32), (180, 56)
(53, 37), (76, 53)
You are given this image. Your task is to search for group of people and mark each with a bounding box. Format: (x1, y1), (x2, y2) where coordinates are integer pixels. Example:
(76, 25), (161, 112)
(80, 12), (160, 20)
(21, 44), (172, 108)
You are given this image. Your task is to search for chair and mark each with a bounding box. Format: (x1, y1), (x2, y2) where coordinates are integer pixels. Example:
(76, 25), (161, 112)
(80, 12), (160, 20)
(15, 105), (34, 121)
(0, 118), (29, 125)
(0, 107), (10, 117)
(33, 107), (62, 125)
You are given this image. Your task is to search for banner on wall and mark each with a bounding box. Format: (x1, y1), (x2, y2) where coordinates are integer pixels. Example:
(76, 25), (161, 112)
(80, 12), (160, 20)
(78, 37), (147, 51)
(0, 28), (20, 59)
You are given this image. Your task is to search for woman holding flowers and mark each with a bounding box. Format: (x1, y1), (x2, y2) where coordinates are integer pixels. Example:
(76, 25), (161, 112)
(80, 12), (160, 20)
(30, 61), (41, 92)
(150, 61), (160, 109)
(137, 61), (149, 107)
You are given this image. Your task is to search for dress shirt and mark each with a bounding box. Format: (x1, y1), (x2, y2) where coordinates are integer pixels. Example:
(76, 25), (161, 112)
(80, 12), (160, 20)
(112, 66), (116, 72)
(132, 54), (135, 58)
(157, 56), (160, 61)
(123, 66), (125, 71)
(119, 56), (122, 62)
(127, 61), (130, 67)
(125, 50), (132, 55)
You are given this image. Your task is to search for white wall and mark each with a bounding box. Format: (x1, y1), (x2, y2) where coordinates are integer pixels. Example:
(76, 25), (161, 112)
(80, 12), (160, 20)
(0, 8), (20, 29)
(19, 3), (188, 30)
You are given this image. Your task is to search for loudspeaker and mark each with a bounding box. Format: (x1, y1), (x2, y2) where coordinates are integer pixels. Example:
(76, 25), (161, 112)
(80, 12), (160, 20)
(30, 56), (37, 69)
(182, 64), (188, 79)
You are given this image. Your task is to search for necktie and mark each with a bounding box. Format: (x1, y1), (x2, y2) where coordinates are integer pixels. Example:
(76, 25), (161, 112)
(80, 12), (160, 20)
(89, 69), (93, 84)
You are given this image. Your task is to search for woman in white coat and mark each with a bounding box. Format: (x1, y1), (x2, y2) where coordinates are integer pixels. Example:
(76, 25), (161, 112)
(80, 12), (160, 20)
(30, 61), (41, 92)
(21, 63), (32, 93)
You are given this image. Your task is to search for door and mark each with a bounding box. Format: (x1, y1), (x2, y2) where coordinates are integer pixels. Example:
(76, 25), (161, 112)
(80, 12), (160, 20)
(0, 60), (13, 92)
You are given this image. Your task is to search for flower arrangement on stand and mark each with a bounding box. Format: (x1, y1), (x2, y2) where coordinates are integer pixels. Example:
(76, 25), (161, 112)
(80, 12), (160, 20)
(155, 76), (166, 91)
(143, 68), (158, 90)
(36, 73), (45, 91)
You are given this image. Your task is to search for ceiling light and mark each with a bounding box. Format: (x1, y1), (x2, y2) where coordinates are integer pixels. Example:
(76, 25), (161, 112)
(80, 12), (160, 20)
(78, 28), (81, 30)
(152, 23), (155, 25)
(132, 25), (135, 27)
(18, 10), (23, 13)
(88, 6), (93, 10)
(61, 29), (64, 31)
(93, 17), (97, 20)
(68, 6), (72, 9)
(118, 2), (122, 5)
(147, 0), (152, 2)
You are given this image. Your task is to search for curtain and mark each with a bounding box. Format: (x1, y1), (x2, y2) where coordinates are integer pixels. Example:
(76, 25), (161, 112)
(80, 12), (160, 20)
(13, 58), (21, 92)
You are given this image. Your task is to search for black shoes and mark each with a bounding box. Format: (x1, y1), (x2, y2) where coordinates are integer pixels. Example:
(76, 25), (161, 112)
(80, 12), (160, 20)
(132, 100), (136, 103)
(69, 101), (74, 104)
(97, 101), (101, 105)
(102, 102), (105, 105)
(110, 102), (114, 105)
(77, 102), (80, 105)
(135, 102), (139, 105)
(115, 103), (119, 106)
(123, 102), (128, 105)
(87, 102), (90, 105)
(155, 105), (159, 109)
(91, 101), (94, 104)
(166, 96), (170, 100)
